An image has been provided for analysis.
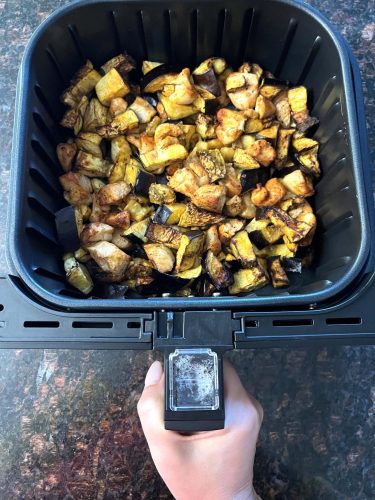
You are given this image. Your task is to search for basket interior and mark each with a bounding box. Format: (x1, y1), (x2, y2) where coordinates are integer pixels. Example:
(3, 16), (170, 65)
(11, 0), (369, 307)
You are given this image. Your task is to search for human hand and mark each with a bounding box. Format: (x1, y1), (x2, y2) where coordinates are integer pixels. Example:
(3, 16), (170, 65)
(137, 358), (263, 500)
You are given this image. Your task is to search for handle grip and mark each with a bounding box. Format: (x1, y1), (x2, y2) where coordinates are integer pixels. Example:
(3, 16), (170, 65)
(164, 348), (225, 432)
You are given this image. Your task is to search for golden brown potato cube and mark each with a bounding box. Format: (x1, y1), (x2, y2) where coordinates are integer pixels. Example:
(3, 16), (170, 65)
(97, 181), (131, 206)
(255, 95), (276, 119)
(87, 241), (130, 274)
(205, 225), (222, 255)
(103, 210), (131, 230)
(191, 184), (227, 213)
(216, 108), (245, 145)
(80, 223), (114, 245)
(109, 97), (128, 118)
(95, 68), (130, 106)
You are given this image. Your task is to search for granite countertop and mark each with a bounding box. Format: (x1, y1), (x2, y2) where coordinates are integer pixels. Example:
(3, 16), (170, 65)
(0, 0), (374, 498)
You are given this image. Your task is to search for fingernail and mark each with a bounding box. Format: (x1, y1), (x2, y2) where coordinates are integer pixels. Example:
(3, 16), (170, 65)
(145, 360), (163, 387)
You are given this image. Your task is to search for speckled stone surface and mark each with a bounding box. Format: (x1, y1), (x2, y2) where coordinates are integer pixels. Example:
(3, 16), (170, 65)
(0, 0), (374, 499)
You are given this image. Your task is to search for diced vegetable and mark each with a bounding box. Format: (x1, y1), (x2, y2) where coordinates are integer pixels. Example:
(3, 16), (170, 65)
(57, 53), (320, 297)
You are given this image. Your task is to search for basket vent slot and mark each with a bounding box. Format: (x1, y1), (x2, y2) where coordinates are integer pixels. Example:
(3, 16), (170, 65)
(274, 17), (297, 76)
(24, 321), (60, 328)
(190, 9), (198, 66)
(137, 10), (148, 60)
(68, 24), (86, 63)
(34, 84), (59, 122)
(326, 317), (362, 325)
(46, 47), (66, 83)
(244, 319), (258, 328)
(28, 196), (55, 223)
(26, 226), (59, 247)
(237, 9), (255, 62)
(72, 321), (113, 329)
(297, 36), (322, 84)
(29, 167), (61, 198)
(127, 321), (141, 329)
(34, 267), (65, 283)
(32, 112), (56, 147)
(31, 140), (59, 175)
(215, 9), (227, 56)
(110, 11), (122, 53)
(273, 319), (313, 327)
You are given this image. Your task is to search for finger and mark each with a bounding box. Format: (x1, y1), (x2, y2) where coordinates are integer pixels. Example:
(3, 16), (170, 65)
(137, 361), (178, 445)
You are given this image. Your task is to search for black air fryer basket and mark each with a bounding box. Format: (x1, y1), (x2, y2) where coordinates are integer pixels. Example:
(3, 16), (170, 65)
(3, 0), (375, 431)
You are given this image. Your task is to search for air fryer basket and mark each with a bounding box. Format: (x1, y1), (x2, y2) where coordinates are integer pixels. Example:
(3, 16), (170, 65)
(8, 0), (372, 311)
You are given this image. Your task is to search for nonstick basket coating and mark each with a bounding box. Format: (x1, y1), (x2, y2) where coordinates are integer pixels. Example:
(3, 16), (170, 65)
(7, 0), (371, 311)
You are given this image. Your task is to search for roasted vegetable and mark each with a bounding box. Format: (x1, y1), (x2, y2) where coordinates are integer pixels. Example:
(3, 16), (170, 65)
(179, 203), (225, 227)
(63, 253), (94, 295)
(288, 86), (319, 132)
(96, 68), (130, 106)
(57, 53), (320, 297)
(206, 250), (233, 289)
(144, 244), (175, 273)
(146, 222), (182, 249)
(267, 257), (289, 288)
(230, 230), (257, 267)
(148, 183), (176, 204)
(175, 231), (205, 272)
(87, 241), (130, 274)
(57, 143), (77, 172)
(229, 266), (268, 294)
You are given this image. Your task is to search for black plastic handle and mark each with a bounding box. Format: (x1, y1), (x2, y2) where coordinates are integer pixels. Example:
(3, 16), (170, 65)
(164, 348), (225, 432)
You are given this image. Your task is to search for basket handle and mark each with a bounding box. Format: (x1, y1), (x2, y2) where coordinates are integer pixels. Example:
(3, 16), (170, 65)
(163, 348), (225, 432)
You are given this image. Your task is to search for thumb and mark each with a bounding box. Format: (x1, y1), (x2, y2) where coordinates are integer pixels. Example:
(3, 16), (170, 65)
(137, 361), (169, 443)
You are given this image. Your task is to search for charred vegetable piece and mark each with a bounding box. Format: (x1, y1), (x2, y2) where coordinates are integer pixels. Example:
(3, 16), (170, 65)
(288, 86), (319, 132)
(267, 257), (289, 288)
(63, 254), (94, 295)
(82, 98), (108, 132)
(59, 172), (93, 206)
(144, 243), (175, 273)
(123, 218), (151, 242)
(193, 66), (220, 97)
(55, 206), (82, 251)
(262, 207), (311, 243)
(101, 53), (135, 79)
(100, 283), (129, 299)
(61, 61), (101, 108)
(195, 113), (217, 139)
(218, 219), (245, 245)
(229, 266), (268, 294)
(176, 231), (205, 272)
(240, 167), (270, 192)
(179, 203), (225, 227)
(246, 219), (282, 249)
(275, 128), (294, 168)
(148, 183), (176, 204)
(76, 132), (103, 159)
(146, 222), (182, 249)
(206, 250), (233, 289)
(153, 203), (186, 225)
(230, 230), (257, 267)
(296, 149), (321, 178)
(197, 149), (226, 181)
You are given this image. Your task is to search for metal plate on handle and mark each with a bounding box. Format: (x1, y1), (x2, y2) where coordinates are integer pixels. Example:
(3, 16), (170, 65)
(169, 348), (219, 411)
